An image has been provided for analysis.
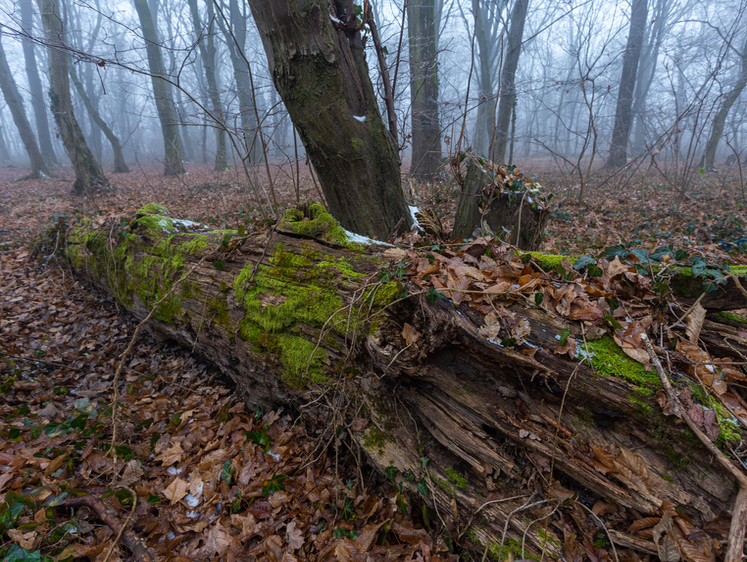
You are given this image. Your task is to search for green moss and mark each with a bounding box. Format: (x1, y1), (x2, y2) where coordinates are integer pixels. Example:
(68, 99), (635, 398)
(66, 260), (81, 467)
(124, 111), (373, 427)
(137, 203), (169, 216)
(580, 335), (658, 387)
(445, 467), (469, 490)
(522, 251), (568, 269)
(278, 204), (366, 251)
(716, 311), (747, 324)
(367, 281), (402, 307)
(362, 425), (394, 454)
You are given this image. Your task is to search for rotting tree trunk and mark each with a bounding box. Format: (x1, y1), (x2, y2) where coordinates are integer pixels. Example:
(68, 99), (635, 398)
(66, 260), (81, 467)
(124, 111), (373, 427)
(247, 0), (412, 240)
(37, 0), (108, 194)
(63, 204), (747, 561)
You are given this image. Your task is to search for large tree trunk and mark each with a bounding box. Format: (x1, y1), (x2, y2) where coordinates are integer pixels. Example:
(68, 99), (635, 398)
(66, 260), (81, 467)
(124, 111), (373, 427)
(62, 203), (747, 561)
(247, 0), (412, 240)
(0, 32), (49, 178)
(68, 62), (130, 174)
(131, 0), (185, 177)
(20, 0), (58, 168)
(408, 0), (442, 178)
(188, 0), (228, 171)
(606, 0), (648, 169)
(37, 0), (108, 194)
(701, 31), (747, 171)
(491, 0), (529, 164)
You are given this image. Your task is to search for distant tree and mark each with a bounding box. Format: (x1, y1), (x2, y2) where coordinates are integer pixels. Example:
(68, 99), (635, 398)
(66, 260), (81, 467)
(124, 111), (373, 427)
(37, 0), (108, 193)
(20, 0), (58, 167)
(701, 30), (747, 171)
(247, 0), (412, 240)
(68, 62), (130, 173)
(188, 0), (228, 171)
(132, 0), (185, 176)
(492, 0), (529, 164)
(408, 0), (442, 178)
(606, 0), (648, 169)
(0, 31), (49, 178)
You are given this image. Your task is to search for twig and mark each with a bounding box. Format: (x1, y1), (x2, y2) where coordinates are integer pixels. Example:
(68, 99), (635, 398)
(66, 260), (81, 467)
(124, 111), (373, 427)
(62, 494), (155, 562)
(641, 333), (747, 562)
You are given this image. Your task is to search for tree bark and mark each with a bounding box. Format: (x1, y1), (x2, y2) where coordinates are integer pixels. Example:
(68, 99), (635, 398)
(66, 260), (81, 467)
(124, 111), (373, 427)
(68, 62), (130, 173)
(63, 203), (746, 561)
(701, 31), (747, 171)
(37, 0), (108, 194)
(408, 0), (442, 178)
(0, 32), (49, 178)
(606, 0), (648, 169)
(491, 0), (529, 164)
(20, 0), (58, 168)
(247, 0), (412, 240)
(131, 0), (185, 176)
(188, 0), (228, 171)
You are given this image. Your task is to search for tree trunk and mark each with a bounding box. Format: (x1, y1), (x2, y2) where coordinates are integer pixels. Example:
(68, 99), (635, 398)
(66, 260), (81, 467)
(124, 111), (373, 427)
(61, 203), (747, 561)
(701, 31), (747, 171)
(69, 62), (130, 173)
(491, 0), (529, 164)
(132, 0), (185, 176)
(472, 0), (496, 158)
(20, 0), (58, 168)
(215, 0), (262, 165)
(0, 32), (49, 178)
(606, 0), (648, 169)
(247, 0), (412, 240)
(0, 123), (11, 163)
(408, 0), (442, 178)
(37, 0), (108, 194)
(188, 0), (228, 171)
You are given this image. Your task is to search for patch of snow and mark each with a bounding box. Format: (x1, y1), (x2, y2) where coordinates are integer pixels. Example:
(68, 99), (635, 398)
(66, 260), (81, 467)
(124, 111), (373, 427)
(330, 14), (342, 23)
(166, 466), (182, 475)
(269, 453), (281, 461)
(409, 206), (421, 231)
(186, 510), (200, 519)
(184, 494), (200, 508)
(705, 364), (715, 373)
(353, 114), (366, 122)
(342, 228), (393, 247)
(488, 338), (504, 347)
(172, 218), (207, 230)
(167, 532), (175, 540)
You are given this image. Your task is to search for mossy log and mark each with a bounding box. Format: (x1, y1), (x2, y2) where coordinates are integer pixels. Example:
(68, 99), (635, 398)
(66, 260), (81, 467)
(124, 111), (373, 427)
(63, 204), (744, 560)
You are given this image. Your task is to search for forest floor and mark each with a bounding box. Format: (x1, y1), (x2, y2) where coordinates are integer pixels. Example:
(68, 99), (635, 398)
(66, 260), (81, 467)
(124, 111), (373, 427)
(1, 160), (745, 561)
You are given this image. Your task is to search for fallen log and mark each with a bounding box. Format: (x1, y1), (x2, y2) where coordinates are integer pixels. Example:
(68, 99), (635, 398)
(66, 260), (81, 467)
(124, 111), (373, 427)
(60, 203), (746, 560)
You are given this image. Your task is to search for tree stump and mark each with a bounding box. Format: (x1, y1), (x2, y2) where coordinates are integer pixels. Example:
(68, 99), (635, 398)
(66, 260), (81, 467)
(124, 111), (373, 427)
(452, 155), (549, 250)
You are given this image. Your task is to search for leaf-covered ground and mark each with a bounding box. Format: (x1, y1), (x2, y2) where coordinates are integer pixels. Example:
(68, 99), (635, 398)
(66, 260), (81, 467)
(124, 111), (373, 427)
(1, 161), (745, 561)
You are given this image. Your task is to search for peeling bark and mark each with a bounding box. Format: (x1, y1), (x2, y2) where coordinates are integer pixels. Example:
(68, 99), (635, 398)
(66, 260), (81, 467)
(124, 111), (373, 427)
(63, 205), (744, 560)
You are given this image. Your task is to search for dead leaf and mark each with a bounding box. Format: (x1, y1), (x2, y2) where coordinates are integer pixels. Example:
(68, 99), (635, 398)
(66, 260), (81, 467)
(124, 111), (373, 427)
(402, 323), (421, 346)
(163, 477), (189, 504)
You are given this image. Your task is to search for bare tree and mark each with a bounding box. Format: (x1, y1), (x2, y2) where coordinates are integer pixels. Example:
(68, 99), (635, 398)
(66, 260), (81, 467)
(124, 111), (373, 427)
(188, 0), (228, 170)
(701, 29), (747, 171)
(408, 0), (442, 177)
(606, 0), (648, 168)
(132, 0), (185, 176)
(37, 0), (109, 194)
(0, 31), (49, 178)
(247, 0), (412, 239)
(19, 0), (58, 167)
(492, 0), (529, 163)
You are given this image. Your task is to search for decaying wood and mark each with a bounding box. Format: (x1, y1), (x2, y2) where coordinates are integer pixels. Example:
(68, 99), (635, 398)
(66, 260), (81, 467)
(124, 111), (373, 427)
(62, 205), (745, 560)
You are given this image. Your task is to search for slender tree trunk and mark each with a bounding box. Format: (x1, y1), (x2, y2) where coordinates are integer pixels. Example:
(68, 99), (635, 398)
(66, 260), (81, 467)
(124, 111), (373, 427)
(701, 32), (747, 171)
(408, 0), (441, 178)
(188, 0), (228, 171)
(0, 123), (11, 163)
(37, 0), (107, 193)
(472, 0), (495, 158)
(606, 0), (648, 169)
(131, 0), (185, 176)
(0, 32), (49, 178)
(491, 0), (529, 164)
(68, 63), (130, 173)
(248, 0), (412, 240)
(215, 0), (262, 164)
(20, 0), (58, 168)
